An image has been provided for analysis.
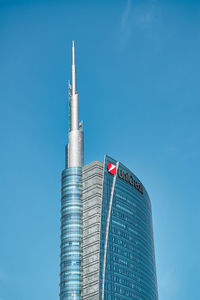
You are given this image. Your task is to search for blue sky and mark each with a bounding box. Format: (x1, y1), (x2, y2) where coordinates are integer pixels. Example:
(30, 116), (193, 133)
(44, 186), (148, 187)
(0, 0), (200, 299)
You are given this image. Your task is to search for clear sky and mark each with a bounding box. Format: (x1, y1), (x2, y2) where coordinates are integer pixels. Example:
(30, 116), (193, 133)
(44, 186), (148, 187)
(0, 0), (200, 299)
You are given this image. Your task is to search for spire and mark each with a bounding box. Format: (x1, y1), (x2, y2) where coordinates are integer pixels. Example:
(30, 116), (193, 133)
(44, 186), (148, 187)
(66, 40), (84, 168)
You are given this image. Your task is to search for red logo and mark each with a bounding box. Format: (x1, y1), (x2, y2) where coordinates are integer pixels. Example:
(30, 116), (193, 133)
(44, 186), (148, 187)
(107, 162), (116, 175)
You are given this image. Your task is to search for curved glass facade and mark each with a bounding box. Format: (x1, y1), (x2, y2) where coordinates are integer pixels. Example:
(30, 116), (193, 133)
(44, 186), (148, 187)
(60, 167), (82, 300)
(99, 156), (158, 300)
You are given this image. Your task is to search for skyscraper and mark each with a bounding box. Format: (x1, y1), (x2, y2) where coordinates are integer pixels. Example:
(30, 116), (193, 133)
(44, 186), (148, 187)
(60, 42), (158, 300)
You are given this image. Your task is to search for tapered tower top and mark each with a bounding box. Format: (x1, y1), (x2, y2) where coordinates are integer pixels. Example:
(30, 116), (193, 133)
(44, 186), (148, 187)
(67, 41), (84, 168)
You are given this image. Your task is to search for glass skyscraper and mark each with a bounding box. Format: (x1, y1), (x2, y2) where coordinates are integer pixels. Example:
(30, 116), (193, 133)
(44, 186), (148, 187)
(60, 42), (158, 300)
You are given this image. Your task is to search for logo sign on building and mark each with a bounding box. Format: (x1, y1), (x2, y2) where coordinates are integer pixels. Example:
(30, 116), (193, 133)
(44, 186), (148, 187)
(107, 162), (143, 194)
(107, 162), (117, 175)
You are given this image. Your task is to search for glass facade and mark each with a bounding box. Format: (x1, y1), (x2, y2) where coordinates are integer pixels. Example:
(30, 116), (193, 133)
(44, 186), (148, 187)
(99, 156), (158, 300)
(60, 167), (82, 300)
